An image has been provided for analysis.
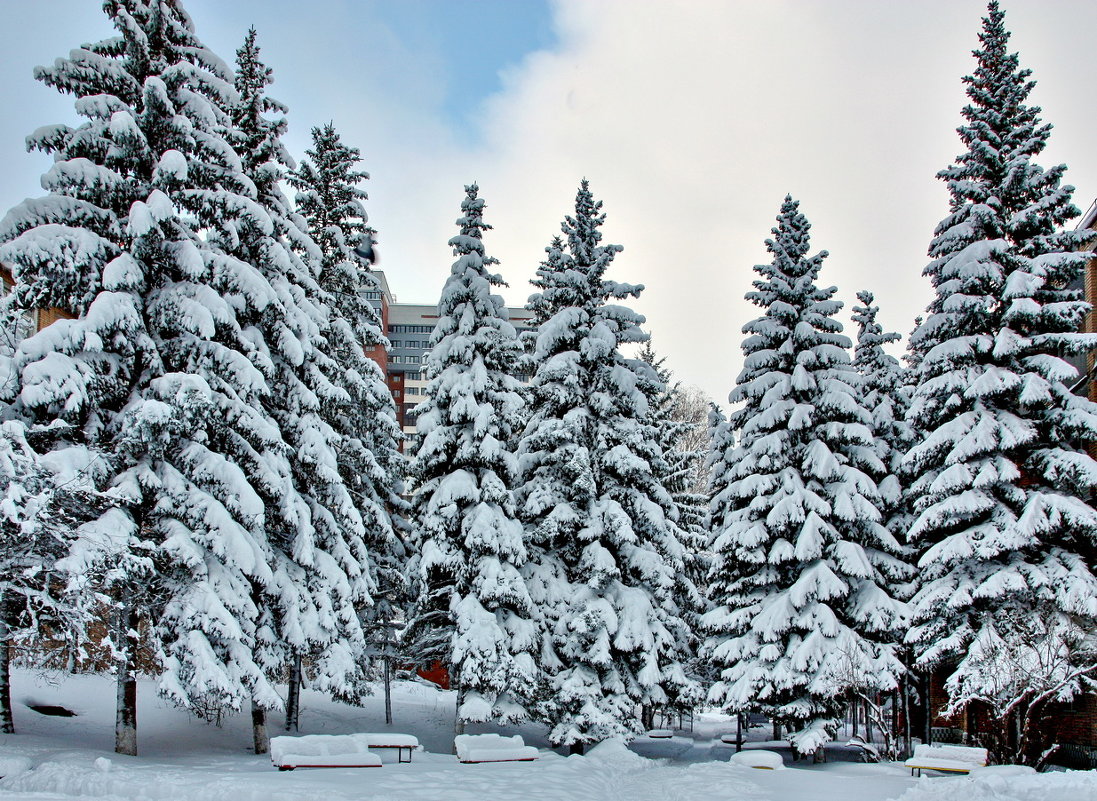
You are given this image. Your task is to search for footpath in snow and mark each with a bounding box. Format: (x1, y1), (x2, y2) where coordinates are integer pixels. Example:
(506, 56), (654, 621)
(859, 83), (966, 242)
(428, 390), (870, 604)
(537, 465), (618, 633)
(0, 669), (1093, 801)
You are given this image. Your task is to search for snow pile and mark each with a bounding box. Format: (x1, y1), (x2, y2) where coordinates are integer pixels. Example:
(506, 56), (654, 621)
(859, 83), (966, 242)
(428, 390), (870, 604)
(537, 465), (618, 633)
(584, 737), (650, 768)
(455, 733), (537, 763)
(0, 754), (32, 777)
(894, 770), (1097, 801)
(269, 734), (382, 768)
(728, 749), (784, 770)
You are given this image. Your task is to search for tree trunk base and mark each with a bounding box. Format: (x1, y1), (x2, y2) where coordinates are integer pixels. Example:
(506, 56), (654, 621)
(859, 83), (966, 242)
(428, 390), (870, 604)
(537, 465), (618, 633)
(252, 702), (269, 754)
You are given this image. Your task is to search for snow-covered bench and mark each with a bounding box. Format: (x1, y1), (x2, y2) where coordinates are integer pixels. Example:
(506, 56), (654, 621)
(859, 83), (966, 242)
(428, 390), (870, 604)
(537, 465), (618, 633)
(904, 744), (988, 776)
(358, 733), (419, 763)
(271, 734), (381, 770)
(271, 733), (420, 770)
(455, 733), (538, 764)
(729, 749), (784, 770)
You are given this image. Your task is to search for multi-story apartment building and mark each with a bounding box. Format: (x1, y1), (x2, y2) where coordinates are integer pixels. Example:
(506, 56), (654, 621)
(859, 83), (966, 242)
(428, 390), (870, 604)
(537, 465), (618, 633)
(364, 270), (535, 436)
(1079, 199), (1097, 403)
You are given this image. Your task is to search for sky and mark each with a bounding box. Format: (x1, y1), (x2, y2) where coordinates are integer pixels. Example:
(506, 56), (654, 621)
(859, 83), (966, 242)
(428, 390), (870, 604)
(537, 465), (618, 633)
(2, 0), (1096, 408)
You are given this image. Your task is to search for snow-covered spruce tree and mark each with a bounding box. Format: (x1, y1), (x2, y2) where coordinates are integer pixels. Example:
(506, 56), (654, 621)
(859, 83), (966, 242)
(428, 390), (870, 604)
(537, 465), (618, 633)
(0, 0), (299, 754)
(704, 403), (734, 528)
(636, 342), (708, 713)
(406, 184), (535, 732)
(230, 29), (386, 748)
(289, 121), (408, 717)
(903, 1), (1097, 766)
(518, 180), (698, 752)
(849, 291), (915, 757)
(702, 197), (906, 757)
(0, 415), (94, 734)
(700, 401), (735, 690)
(851, 292), (915, 598)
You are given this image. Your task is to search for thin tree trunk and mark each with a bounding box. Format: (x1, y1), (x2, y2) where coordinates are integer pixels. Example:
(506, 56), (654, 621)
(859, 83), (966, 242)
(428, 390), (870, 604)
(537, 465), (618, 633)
(284, 653), (301, 732)
(851, 699), (858, 738)
(772, 720), (781, 741)
(252, 700), (269, 754)
(865, 698), (873, 743)
(114, 601), (138, 756)
(452, 685), (465, 755)
(0, 617), (13, 734)
(902, 672), (912, 757)
(383, 655), (392, 726)
(451, 684), (465, 737)
(921, 673), (932, 744)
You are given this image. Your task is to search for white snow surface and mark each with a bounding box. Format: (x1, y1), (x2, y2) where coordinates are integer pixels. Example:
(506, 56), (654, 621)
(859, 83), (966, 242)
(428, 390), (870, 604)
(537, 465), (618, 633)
(0, 669), (1090, 801)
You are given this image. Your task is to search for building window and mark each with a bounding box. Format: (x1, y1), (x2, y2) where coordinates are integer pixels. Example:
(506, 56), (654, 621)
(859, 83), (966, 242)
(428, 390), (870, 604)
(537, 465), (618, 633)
(406, 355), (421, 364)
(392, 390), (401, 398)
(405, 371), (422, 381)
(405, 386), (419, 396)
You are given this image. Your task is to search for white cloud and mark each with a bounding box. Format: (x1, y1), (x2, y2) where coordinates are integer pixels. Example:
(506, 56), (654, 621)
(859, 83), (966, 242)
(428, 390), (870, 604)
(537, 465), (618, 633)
(3, 1), (1094, 408)
(370, 0), (1097, 407)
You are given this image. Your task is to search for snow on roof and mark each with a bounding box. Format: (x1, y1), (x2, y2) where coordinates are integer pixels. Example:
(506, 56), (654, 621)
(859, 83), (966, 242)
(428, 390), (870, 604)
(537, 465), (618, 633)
(1077, 198), (1097, 232)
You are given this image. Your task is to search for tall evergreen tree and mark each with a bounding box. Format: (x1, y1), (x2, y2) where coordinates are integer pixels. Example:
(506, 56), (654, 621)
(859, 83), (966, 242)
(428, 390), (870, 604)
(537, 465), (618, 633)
(0, 0), (295, 753)
(704, 403), (734, 538)
(903, 1), (1097, 764)
(229, 29), (384, 749)
(518, 180), (697, 751)
(851, 291), (915, 599)
(406, 184), (535, 728)
(703, 197), (905, 756)
(0, 417), (94, 734)
(288, 121), (408, 715)
(637, 342), (708, 701)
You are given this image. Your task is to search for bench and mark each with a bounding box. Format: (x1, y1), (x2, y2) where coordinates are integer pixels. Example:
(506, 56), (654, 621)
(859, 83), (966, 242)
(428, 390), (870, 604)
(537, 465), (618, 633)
(729, 749), (784, 770)
(904, 743), (988, 776)
(271, 734), (381, 770)
(455, 733), (538, 764)
(270, 733), (420, 770)
(359, 733), (419, 764)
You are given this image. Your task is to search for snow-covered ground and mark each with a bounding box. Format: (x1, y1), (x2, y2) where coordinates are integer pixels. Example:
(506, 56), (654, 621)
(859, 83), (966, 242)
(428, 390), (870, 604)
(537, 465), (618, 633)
(0, 668), (1092, 801)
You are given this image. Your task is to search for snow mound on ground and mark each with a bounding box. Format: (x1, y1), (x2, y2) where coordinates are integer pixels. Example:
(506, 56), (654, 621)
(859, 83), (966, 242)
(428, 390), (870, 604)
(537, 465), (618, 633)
(585, 737), (649, 767)
(0, 754), (32, 777)
(893, 770), (1097, 801)
(728, 749), (784, 770)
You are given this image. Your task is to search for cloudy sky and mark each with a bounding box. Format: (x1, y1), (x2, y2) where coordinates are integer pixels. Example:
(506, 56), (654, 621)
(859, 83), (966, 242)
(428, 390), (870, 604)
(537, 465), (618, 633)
(2, 0), (1095, 406)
